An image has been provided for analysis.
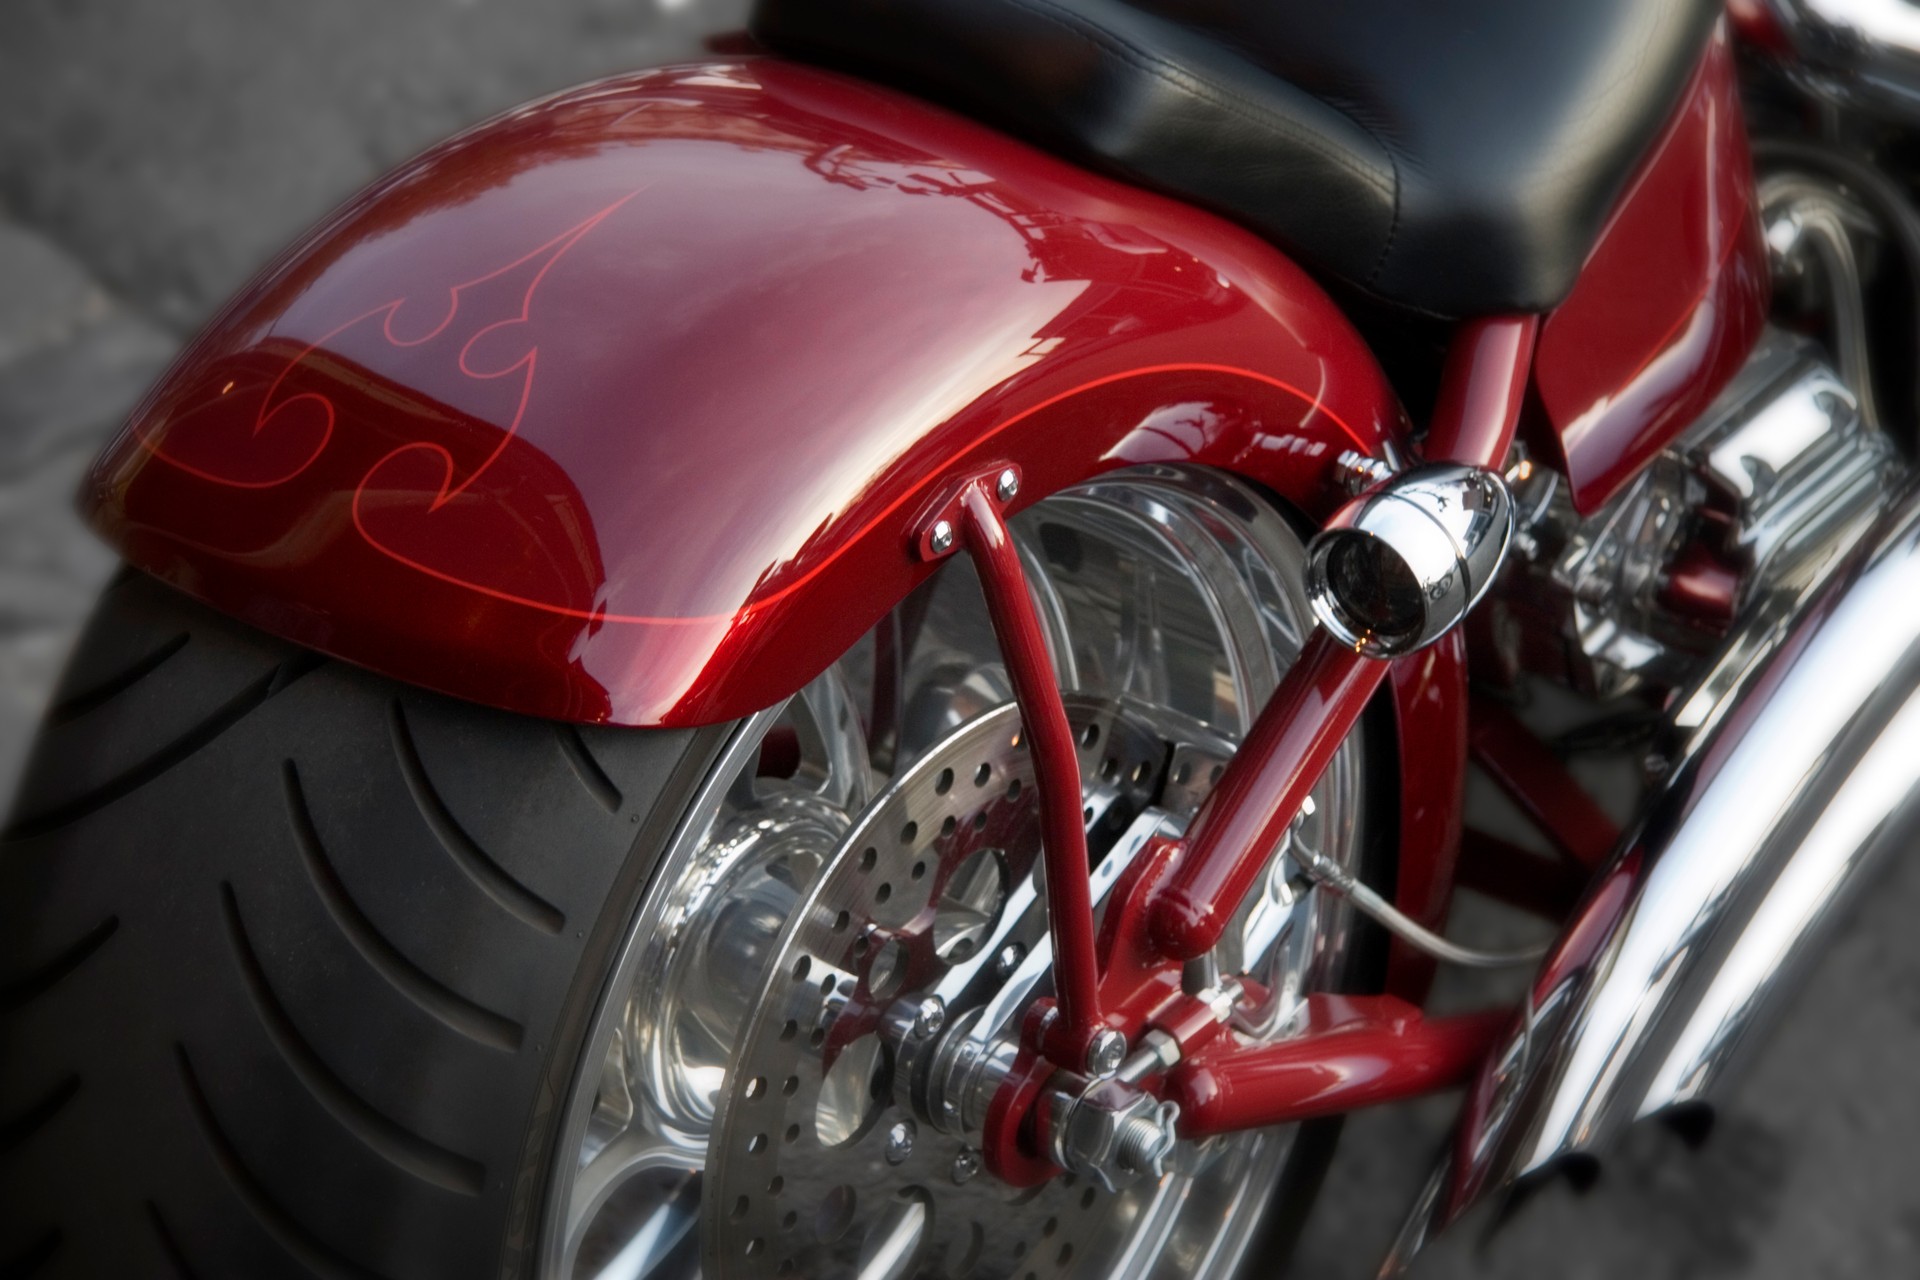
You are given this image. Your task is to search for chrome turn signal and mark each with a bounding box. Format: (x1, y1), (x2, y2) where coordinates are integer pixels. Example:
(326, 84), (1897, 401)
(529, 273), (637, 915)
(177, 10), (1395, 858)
(1305, 463), (1514, 658)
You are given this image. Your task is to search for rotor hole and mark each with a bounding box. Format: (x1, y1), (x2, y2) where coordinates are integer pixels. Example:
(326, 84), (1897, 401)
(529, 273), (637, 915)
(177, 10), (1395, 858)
(1174, 761), (1192, 786)
(730, 1195), (750, 1220)
(779, 1020), (798, 1042)
(834, 910), (851, 932)
(745, 1076), (766, 1100)
(1080, 1187), (1097, 1210)
(900, 820), (919, 846)
(784, 1122), (801, 1144)
(1005, 778), (1022, 801)
(778, 1260), (796, 1275)
(810, 1026), (827, 1048)
(782, 1076), (799, 1098)
(941, 815), (957, 838)
(1100, 757), (1119, 782)
(869, 937), (908, 999)
(782, 1210), (799, 1231)
(1082, 805), (1094, 822)
(1080, 722), (1100, 748)
(748, 1133), (768, 1155)
(854, 934), (872, 957)
(1042, 1216), (1058, 1237)
(1013, 1240), (1029, 1260)
(792, 955), (812, 982)
(858, 1188), (934, 1279)
(974, 763), (992, 787)
(1131, 761), (1151, 785)
(1209, 764), (1224, 784)
(936, 767), (954, 795)
(876, 882), (893, 904)
(1058, 1243), (1074, 1266)
(821, 974), (837, 997)
(910, 860), (928, 881)
(745, 1237), (764, 1256)
(769, 1175), (785, 1195)
(816, 1183), (858, 1242)
(860, 847), (878, 872)
(934, 848), (1009, 965)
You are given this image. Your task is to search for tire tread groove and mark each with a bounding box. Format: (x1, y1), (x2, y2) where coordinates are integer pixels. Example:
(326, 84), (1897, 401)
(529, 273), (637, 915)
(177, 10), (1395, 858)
(219, 884), (488, 1197)
(175, 1044), (392, 1280)
(387, 701), (565, 935)
(46, 632), (189, 726)
(281, 762), (523, 1053)
(0, 917), (118, 1013)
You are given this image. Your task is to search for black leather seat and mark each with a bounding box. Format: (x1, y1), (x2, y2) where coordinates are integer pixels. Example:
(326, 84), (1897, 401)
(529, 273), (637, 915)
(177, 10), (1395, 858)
(751, 0), (1722, 318)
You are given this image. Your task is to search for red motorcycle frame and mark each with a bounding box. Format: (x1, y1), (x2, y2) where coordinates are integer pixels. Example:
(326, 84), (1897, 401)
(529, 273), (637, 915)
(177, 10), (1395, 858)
(82, 21), (1767, 1219)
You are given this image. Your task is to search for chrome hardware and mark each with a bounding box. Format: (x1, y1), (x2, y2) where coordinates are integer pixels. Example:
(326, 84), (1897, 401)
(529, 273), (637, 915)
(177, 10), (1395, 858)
(1410, 488), (1920, 1253)
(1333, 448), (1396, 496)
(1086, 1028), (1129, 1078)
(1516, 330), (1901, 696)
(1306, 464), (1515, 657)
(1763, 0), (1920, 121)
(884, 1119), (916, 1165)
(996, 467), (1020, 502)
(950, 1147), (981, 1185)
(1049, 1078), (1184, 1193)
(928, 518), (955, 554)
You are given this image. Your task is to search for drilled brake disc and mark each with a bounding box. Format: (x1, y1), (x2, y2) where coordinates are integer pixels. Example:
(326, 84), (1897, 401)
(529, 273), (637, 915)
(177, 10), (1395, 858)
(701, 697), (1202, 1279)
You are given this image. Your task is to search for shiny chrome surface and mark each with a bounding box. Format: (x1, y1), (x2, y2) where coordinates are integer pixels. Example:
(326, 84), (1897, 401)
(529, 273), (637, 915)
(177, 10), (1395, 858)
(1523, 329), (1899, 696)
(541, 466), (1372, 1280)
(1419, 486), (1920, 1248)
(1305, 464), (1515, 658)
(1767, 0), (1920, 119)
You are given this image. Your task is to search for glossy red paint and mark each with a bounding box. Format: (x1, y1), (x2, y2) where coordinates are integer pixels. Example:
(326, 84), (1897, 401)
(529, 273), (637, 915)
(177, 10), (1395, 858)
(1149, 632), (1388, 961)
(953, 479), (1103, 1064)
(1169, 996), (1507, 1134)
(86, 57), (1408, 728)
(1382, 631), (1469, 997)
(1533, 27), (1769, 514)
(1423, 315), (1539, 467)
(1467, 700), (1620, 870)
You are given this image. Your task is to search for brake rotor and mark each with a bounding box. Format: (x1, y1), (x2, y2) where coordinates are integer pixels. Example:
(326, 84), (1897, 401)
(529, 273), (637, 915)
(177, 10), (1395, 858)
(702, 698), (1187, 1279)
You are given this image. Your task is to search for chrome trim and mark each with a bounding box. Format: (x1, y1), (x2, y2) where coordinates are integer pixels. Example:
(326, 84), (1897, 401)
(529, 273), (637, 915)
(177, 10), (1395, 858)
(1767, 0), (1920, 120)
(1305, 464), (1514, 658)
(1403, 487), (1920, 1260)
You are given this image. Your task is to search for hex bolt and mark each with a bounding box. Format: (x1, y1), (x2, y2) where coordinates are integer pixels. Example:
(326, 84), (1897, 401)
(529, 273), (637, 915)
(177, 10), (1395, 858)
(886, 1120), (917, 1165)
(996, 468), (1020, 502)
(929, 520), (956, 554)
(1087, 1028), (1128, 1078)
(911, 996), (946, 1040)
(1115, 1103), (1180, 1179)
(951, 1146), (982, 1184)
(994, 942), (1025, 978)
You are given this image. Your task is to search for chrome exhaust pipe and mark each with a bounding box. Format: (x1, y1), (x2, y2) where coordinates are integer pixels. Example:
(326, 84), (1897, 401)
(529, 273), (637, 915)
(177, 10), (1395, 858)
(1391, 485), (1920, 1261)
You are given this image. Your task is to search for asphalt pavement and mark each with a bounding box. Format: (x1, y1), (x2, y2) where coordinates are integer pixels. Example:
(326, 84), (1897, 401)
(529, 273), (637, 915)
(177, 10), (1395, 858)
(3, 3), (1917, 1277)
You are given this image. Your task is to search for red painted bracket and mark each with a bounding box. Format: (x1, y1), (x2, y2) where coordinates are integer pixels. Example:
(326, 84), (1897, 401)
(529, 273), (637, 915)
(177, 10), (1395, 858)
(1169, 995), (1507, 1134)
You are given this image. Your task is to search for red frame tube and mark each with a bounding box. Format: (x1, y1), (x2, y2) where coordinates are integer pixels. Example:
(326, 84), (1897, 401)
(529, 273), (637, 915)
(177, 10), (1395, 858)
(1149, 632), (1387, 960)
(1170, 996), (1507, 1134)
(1468, 700), (1620, 870)
(1424, 315), (1538, 466)
(957, 482), (1104, 1063)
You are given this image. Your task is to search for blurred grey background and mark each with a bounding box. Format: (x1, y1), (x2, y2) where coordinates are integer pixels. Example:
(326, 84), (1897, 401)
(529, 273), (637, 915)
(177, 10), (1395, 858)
(2, 3), (1917, 1277)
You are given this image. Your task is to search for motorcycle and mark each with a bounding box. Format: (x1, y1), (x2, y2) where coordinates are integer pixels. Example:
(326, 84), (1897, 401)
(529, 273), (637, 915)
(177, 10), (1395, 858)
(6, 0), (1918, 1275)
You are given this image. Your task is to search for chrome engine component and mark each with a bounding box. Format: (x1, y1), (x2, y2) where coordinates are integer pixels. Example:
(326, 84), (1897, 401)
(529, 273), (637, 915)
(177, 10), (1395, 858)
(1514, 329), (1900, 696)
(1306, 463), (1515, 658)
(1763, 0), (1920, 122)
(1400, 487), (1920, 1263)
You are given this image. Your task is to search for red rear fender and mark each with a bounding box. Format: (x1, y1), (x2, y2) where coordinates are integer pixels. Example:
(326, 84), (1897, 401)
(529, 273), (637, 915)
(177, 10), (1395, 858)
(89, 57), (1409, 728)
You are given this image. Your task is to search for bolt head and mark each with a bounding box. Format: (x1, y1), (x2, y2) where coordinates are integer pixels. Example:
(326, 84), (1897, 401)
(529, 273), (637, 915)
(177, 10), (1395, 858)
(996, 468), (1020, 502)
(886, 1120), (916, 1165)
(929, 520), (955, 554)
(951, 1147), (981, 1184)
(1087, 1029), (1128, 1078)
(911, 996), (946, 1040)
(993, 942), (1025, 978)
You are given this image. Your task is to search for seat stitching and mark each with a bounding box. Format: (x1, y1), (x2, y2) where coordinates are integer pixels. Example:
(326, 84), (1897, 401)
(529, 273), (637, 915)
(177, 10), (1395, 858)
(995, 0), (1397, 204)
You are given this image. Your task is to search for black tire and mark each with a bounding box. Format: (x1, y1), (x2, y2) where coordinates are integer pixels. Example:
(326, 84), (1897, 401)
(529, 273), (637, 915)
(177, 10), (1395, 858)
(1, 565), (1394, 1280)
(0, 570), (731, 1279)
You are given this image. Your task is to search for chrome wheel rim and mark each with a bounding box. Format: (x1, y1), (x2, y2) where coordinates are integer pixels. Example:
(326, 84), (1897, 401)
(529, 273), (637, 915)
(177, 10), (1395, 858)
(541, 465), (1369, 1280)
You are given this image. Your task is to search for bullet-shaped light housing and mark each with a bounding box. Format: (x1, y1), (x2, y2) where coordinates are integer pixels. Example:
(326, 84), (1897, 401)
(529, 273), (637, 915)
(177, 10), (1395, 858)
(1305, 464), (1514, 658)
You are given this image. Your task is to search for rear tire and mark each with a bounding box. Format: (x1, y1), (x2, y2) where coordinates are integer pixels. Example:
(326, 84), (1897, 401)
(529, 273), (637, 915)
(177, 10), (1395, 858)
(0, 570), (727, 1279)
